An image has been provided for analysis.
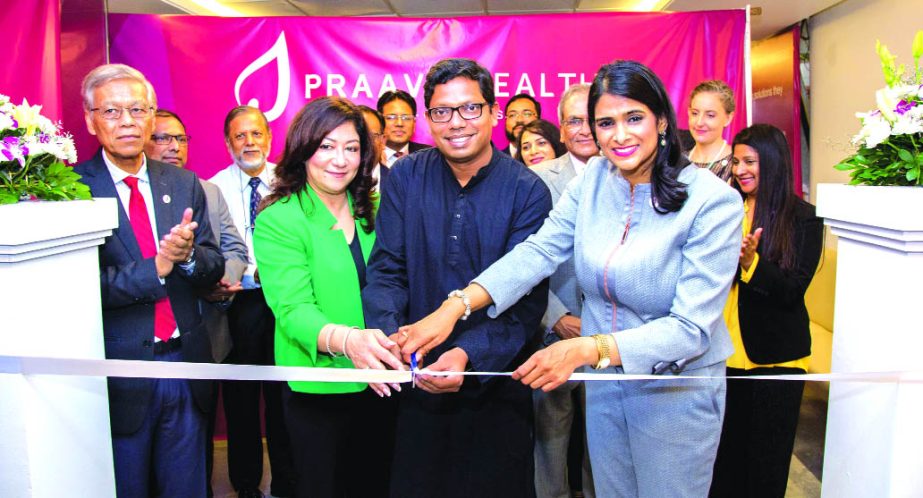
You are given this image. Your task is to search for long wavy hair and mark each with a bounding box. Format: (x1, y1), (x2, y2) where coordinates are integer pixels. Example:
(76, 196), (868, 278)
(732, 124), (797, 270)
(588, 60), (689, 213)
(262, 97), (377, 233)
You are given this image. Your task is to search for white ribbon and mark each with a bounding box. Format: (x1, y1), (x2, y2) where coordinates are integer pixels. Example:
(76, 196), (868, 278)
(3, 355), (923, 384)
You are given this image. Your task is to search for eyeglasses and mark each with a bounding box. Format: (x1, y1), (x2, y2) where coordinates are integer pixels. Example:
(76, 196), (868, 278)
(91, 106), (153, 120)
(151, 133), (191, 145)
(563, 117), (589, 130)
(506, 110), (536, 120)
(426, 103), (489, 123)
(384, 114), (415, 122)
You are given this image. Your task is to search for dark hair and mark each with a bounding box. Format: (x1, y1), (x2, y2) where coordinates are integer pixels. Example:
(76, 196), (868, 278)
(505, 93), (542, 117)
(732, 124), (798, 270)
(588, 60), (688, 213)
(155, 109), (185, 129)
(376, 90), (417, 115)
(262, 97), (377, 233)
(223, 106), (270, 140)
(423, 58), (495, 109)
(358, 105), (385, 131)
(515, 119), (567, 162)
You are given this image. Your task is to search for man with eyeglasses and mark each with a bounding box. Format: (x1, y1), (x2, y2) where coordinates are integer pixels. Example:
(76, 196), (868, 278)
(358, 105), (390, 193)
(145, 108), (249, 497)
(208, 106), (295, 498)
(529, 83), (598, 498)
(363, 58), (551, 498)
(503, 93), (542, 160)
(74, 63), (224, 497)
(376, 90), (431, 167)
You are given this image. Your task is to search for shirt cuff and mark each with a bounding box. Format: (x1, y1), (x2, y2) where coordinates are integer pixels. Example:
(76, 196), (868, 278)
(740, 252), (759, 283)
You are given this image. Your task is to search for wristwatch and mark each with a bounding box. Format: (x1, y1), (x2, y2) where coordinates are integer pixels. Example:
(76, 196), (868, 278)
(592, 334), (611, 370)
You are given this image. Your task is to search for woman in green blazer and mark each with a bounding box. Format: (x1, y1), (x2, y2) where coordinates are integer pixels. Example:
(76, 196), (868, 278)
(253, 97), (403, 498)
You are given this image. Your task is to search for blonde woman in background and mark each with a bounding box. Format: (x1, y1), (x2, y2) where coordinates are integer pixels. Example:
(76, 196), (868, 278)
(687, 80), (736, 181)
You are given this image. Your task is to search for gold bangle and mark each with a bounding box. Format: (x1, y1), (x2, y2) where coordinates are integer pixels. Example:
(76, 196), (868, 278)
(592, 334), (611, 370)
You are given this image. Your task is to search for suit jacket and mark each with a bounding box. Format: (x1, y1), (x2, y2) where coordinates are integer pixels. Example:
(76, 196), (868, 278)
(738, 198), (823, 364)
(74, 150), (224, 435)
(200, 179), (248, 362)
(531, 153), (582, 346)
(253, 186), (376, 394)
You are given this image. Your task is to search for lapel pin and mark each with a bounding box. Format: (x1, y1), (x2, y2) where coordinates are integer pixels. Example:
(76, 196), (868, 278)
(162, 194), (171, 204)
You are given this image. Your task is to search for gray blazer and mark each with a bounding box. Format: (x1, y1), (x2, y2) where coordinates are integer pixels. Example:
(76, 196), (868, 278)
(475, 157), (742, 374)
(201, 179), (248, 362)
(531, 154), (581, 345)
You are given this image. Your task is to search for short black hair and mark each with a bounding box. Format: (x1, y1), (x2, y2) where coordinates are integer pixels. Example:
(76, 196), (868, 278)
(155, 109), (185, 130)
(358, 105), (385, 131)
(376, 90), (417, 115)
(505, 93), (541, 117)
(423, 58), (495, 109)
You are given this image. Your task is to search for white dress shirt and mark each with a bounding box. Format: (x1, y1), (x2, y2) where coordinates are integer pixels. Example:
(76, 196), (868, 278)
(208, 162), (275, 289)
(384, 144), (410, 167)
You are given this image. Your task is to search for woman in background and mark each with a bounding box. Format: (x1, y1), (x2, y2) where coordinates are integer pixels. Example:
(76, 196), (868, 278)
(686, 80), (736, 181)
(516, 119), (567, 166)
(253, 96), (403, 498)
(709, 124), (823, 498)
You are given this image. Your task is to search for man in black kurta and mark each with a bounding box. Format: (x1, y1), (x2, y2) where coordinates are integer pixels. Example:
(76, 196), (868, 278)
(362, 58), (551, 498)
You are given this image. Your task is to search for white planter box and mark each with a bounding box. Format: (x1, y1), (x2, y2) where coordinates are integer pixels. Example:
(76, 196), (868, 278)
(816, 184), (923, 498)
(0, 198), (118, 498)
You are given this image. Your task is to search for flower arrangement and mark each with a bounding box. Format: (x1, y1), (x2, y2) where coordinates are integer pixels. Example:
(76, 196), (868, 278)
(836, 31), (923, 186)
(0, 94), (89, 204)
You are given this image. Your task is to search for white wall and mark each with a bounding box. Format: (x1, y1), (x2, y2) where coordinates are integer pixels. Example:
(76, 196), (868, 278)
(809, 0), (923, 197)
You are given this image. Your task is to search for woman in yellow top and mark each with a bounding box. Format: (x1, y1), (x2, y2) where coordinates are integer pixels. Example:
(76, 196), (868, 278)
(709, 124), (824, 498)
(253, 96), (404, 498)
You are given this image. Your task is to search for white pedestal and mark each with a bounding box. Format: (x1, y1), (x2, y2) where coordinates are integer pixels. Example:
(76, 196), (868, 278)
(0, 199), (118, 498)
(816, 184), (923, 498)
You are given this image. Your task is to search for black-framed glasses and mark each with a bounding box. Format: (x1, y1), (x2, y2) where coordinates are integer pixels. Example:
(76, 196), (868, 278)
(507, 110), (536, 120)
(384, 114), (415, 122)
(426, 103), (489, 123)
(563, 117), (589, 130)
(151, 133), (191, 145)
(90, 106), (153, 120)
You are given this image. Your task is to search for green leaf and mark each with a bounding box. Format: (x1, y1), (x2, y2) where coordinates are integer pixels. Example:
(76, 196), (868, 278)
(899, 149), (914, 162)
(909, 168), (921, 181)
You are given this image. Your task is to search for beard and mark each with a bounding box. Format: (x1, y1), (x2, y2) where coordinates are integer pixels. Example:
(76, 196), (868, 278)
(234, 150), (266, 172)
(505, 126), (518, 143)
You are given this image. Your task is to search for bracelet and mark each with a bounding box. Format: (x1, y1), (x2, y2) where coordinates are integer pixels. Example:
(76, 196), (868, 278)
(592, 334), (611, 370)
(341, 326), (359, 361)
(447, 289), (471, 321)
(323, 325), (340, 358)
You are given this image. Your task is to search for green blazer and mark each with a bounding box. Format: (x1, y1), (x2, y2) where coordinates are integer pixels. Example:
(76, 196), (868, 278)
(253, 186), (376, 394)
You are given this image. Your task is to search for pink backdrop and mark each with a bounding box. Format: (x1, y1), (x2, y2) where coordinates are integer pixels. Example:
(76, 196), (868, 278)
(2, 0), (62, 121)
(107, 11), (747, 180)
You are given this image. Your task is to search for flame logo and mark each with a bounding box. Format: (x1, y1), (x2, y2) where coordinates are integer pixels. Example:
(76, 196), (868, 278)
(234, 32), (291, 122)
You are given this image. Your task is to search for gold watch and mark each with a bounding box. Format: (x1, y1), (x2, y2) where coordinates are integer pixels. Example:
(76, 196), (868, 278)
(592, 334), (611, 370)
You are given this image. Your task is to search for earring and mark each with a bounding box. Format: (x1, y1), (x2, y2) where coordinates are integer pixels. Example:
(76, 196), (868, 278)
(659, 133), (666, 147)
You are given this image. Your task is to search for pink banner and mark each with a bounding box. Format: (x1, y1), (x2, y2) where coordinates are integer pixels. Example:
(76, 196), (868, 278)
(108, 11), (747, 179)
(2, 0), (62, 121)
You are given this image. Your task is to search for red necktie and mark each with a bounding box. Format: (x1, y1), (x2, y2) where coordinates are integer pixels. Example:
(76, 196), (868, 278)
(123, 176), (178, 343)
(394, 150), (405, 158)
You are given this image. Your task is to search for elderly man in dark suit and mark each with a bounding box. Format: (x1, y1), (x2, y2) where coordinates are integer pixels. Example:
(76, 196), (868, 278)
(75, 63), (223, 498)
(529, 83), (598, 498)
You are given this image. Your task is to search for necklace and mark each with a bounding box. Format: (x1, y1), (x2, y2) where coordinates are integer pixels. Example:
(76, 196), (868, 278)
(690, 141), (728, 170)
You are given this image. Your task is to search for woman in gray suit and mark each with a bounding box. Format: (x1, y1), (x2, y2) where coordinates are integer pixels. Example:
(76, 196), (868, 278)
(398, 60), (743, 497)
